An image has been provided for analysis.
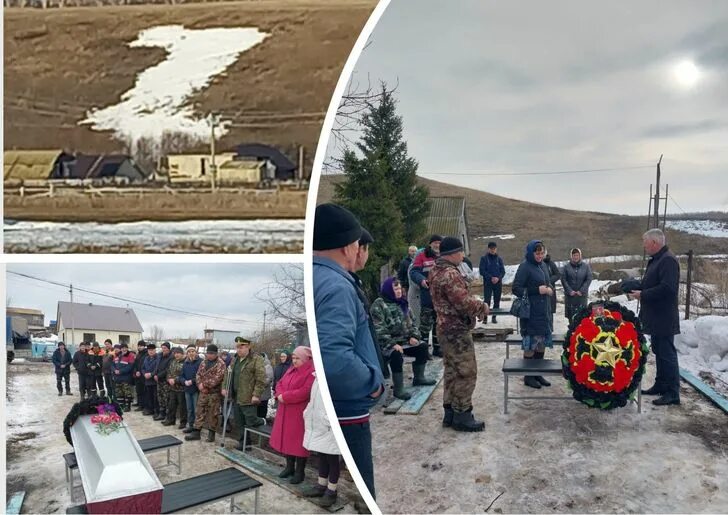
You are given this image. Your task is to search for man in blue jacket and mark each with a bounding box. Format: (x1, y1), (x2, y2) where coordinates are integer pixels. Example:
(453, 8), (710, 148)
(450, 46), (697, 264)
(180, 345), (203, 433)
(479, 242), (506, 323)
(52, 342), (73, 396)
(629, 228), (681, 406)
(142, 343), (161, 416)
(313, 203), (384, 501)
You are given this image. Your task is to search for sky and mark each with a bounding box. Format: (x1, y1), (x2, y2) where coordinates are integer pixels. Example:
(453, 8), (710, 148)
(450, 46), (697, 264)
(334, 0), (728, 215)
(5, 263), (291, 340)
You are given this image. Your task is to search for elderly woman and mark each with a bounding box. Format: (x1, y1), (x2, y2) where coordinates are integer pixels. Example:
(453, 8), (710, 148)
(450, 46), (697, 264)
(512, 240), (555, 389)
(269, 346), (316, 484)
(370, 277), (435, 400)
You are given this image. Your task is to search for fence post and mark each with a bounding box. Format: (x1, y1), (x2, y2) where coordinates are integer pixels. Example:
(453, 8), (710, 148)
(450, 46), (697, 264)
(685, 249), (693, 319)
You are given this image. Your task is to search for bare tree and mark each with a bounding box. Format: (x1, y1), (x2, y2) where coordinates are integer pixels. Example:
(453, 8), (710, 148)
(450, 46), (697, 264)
(255, 264), (305, 326)
(249, 324), (295, 358)
(148, 324), (165, 341)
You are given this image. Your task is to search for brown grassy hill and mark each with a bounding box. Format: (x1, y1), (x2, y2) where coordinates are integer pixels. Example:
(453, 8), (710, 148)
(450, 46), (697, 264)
(317, 174), (727, 263)
(4, 0), (375, 165)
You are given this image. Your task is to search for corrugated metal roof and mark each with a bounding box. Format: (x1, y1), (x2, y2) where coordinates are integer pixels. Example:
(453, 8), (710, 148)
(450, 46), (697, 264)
(4, 150), (63, 180)
(57, 301), (143, 333)
(427, 196), (466, 236)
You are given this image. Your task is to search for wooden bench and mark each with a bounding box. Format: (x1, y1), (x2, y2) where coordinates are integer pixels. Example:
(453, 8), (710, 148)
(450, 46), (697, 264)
(504, 334), (566, 358)
(64, 435), (182, 502)
(502, 358), (642, 414)
(66, 467), (262, 514)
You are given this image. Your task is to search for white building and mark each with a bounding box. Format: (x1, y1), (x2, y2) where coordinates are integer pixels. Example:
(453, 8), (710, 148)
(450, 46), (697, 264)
(203, 329), (241, 350)
(56, 301), (143, 346)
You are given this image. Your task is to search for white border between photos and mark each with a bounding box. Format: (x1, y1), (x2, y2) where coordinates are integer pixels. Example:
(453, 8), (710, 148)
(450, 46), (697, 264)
(304, 1), (392, 514)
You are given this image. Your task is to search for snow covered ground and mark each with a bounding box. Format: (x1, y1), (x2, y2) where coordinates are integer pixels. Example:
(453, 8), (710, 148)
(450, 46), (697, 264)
(81, 25), (268, 141)
(666, 219), (728, 238)
(675, 317), (728, 393)
(3, 219), (303, 253)
(474, 234), (516, 240)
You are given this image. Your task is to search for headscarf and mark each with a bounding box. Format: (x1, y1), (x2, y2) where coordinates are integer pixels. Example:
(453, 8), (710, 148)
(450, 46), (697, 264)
(292, 346), (312, 363)
(381, 276), (409, 315)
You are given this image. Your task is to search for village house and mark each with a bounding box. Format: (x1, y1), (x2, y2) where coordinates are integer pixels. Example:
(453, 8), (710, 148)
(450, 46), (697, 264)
(56, 301), (143, 347)
(427, 196), (471, 256)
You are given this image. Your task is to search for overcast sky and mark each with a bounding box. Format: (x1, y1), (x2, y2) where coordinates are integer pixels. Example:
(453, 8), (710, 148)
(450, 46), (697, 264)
(336, 0), (728, 215)
(6, 264), (289, 340)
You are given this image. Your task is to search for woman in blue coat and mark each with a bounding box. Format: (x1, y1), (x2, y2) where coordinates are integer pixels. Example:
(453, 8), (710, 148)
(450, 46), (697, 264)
(512, 240), (555, 389)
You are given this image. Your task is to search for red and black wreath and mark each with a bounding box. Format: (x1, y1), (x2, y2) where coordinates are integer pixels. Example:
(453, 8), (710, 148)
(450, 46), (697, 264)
(562, 301), (649, 410)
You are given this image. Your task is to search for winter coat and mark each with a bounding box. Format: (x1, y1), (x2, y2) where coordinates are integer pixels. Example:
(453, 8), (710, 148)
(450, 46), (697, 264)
(86, 349), (104, 377)
(512, 240), (553, 337)
(544, 256), (562, 315)
(133, 348), (148, 381)
(223, 353), (266, 405)
(273, 358), (292, 393)
(196, 357), (226, 394)
(429, 258), (487, 334)
(410, 248), (438, 309)
(397, 256), (413, 289)
(52, 348), (72, 375)
(166, 357), (185, 392)
(72, 350), (88, 375)
(102, 350), (115, 375)
(370, 296), (420, 356)
(561, 260), (593, 297)
(303, 375), (339, 455)
(479, 253), (506, 282)
(637, 246), (680, 337)
(350, 272), (387, 375)
(260, 358), (274, 402)
(313, 256), (384, 420)
(113, 352), (136, 384)
(142, 354), (160, 385)
(154, 352), (174, 382)
(180, 357), (203, 393)
(269, 360), (316, 458)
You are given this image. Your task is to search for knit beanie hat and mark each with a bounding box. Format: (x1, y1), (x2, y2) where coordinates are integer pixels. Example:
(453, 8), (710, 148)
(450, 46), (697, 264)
(429, 234), (444, 244)
(439, 237), (464, 256)
(313, 204), (362, 251)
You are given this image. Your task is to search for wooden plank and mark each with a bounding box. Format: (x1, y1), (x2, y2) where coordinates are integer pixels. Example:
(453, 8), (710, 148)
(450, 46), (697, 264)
(383, 398), (405, 415)
(215, 448), (348, 513)
(679, 368), (728, 414)
(398, 360), (444, 415)
(6, 491), (25, 515)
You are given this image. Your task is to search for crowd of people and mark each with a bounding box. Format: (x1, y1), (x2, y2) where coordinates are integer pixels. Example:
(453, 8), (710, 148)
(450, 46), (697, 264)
(313, 202), (683, 502)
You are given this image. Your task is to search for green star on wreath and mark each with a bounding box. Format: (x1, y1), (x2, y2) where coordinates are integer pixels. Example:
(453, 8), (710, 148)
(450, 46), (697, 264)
(562, 301), (649, 410)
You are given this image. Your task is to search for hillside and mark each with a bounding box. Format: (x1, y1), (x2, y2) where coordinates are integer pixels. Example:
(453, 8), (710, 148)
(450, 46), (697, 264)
(3, 0), (375, 164)
(317, 174), (728, 263)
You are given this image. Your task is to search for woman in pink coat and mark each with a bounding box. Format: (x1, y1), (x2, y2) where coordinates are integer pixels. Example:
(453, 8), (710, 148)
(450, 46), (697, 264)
(269, 346), (316, 484)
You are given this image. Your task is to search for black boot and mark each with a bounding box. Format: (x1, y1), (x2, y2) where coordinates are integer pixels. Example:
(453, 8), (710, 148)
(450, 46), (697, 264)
(66, 390), (73, 396)
(178, 422), (187, 429)
(533, 351), (551, 386)
(319, 489), (338, 508)
(392, 372), (411, 400)
(432, 345), (443, 358)
(653, 394), (680, 406)
(302, 483), (326, 498)
(58, 391), (63, 396)
(523, 356), (541, 389)
(290, 457), (307, 484)
(184, 429), (201, 441)
(412, 363), (436, 386)
(206, 430), (216, 443)
(278, 456), (295, 478)
(182, 426), (194, 434)
(641, 384), (663, 395)
(451, 409), (485, 432)
(442, 404), (454, 428)
(161, 417), (176, 426)
(153, 411), (165, 421)
(491, 315), (497, 324)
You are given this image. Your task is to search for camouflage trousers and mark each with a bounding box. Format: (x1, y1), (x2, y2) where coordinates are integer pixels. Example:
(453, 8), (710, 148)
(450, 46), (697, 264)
(157, 383), (170, 412)
(419, 307), (439, 348)
(440, 331), (477, 412)
(115, 382), (134, 403)
(194, 392), (221, 431)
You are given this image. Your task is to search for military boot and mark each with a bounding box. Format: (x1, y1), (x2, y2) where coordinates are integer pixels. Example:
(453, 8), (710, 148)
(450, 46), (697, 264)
(442, 404), (454, 427)
(412, 363), (436, 386)
(206, 430), (216, 443)
(290, 457), (307, 484)
(451, 409), (485, 432)
(161, 416), (176, 426)
(153, 410), (165, 421)
(278, 456), (295, 478)
(184, 430), (201, 441)
(392, 372), (411, 400)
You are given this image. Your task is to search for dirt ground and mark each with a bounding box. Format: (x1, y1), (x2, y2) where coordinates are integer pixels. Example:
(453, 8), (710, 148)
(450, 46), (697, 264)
(5, 362), (350, 514)
(370, 304), (728, 514)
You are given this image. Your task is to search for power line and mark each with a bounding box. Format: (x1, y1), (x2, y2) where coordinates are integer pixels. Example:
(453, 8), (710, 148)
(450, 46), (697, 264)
(668, 194), (689, 215)
(418, 165), (653, 177)
(7, 271), (258, 326)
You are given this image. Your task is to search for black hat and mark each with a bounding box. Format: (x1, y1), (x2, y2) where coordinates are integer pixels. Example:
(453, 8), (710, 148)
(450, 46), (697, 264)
(172, 346), (184, 354)
(206, 344), (219, 354)
(313, 204), (362, 251)
(137, 340), (146, 346)
(161, 341), (171, 349)
(92, 341), (100, 347)
(429, 234), (443, 244)
(120, 342), (129, 349)
(439, 237), (464, 256)
(488, 241), (497, 249)
(359, 228), (374, 246)
(147, 343), (156, 350)
(113, 344), (121, 350)
(104, 339), (113, 344)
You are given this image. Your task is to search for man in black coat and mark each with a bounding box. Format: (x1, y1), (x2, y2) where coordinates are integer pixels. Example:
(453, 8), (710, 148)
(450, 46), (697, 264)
(52, 342), (73, 396)
(629, 228), (681, 406)
(133, 340), (148, 410)
(72, 342), (89, 399)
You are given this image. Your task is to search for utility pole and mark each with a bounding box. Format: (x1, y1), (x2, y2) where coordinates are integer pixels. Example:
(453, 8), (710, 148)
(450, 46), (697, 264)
(653, 154), (663, 229)
(208, 113), (221, 192)
(685, 250), (694, 320)
(69, 284), (75, 348)
(261, 310), (267, 346)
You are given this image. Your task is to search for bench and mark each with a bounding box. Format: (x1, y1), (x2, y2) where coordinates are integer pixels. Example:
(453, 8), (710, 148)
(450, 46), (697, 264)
(64, 435), (182, 502)
(66, 467), (262, 514)
(241, 423), (273, 456)
(502, 358), (642, 414)
(504, 334), (566, 358)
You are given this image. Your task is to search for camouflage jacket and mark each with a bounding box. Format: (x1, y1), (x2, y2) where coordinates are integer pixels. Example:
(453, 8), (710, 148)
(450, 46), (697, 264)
(223, 354), (266, 405)
(195, 357), (226, 394)
(167, 358), (185, 392)
(370, 297), (421, 354)
(430, 258), (487, 334)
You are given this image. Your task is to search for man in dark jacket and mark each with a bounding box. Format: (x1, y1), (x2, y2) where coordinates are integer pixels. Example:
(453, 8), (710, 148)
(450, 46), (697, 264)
(102, 339), (115, 401)
(113, 343), (136, 411)
(479, 242), (506, 323)
(133, 340), (148, 410)
(72, 342), (89, 399)
(397, 246), (418, 293)
(86, 342), (105, 397)
(52, 342), (73, 396)
(142, 343), (161, 416)
(154, 342), (174, 421)
(629, 229), (681, 406)
(411, 235), (443, 356)
(163, 347), (187, 428)
(181, 345), (203, 433)
(561, 248), (592, 321)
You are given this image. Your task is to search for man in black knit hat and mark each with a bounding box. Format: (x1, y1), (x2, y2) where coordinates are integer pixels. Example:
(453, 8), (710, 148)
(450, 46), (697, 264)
(410, 234), (443, 357)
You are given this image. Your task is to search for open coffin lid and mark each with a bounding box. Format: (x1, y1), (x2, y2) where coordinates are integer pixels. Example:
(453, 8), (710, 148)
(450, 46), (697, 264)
(70, 415), (163, 514)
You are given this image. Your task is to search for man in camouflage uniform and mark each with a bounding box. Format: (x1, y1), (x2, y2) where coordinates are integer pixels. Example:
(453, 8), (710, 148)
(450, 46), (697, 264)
(185, 344), (226, 442)
(430, 236), (489, 432)
(154, 342), (174, 421)
(162, 347), (187, 428)
(222, 337), (267, 451)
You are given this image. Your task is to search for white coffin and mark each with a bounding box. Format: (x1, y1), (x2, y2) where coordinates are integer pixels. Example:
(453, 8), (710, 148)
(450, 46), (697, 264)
(70, 415), (163, 513)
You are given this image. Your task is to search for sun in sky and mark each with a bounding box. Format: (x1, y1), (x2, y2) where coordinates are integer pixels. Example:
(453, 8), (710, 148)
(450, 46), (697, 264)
(673, 59), (701, 88)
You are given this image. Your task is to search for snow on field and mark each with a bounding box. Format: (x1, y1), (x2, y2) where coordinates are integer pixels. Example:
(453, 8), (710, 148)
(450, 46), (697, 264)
(675, 317), (728, 388)
(474, 234), (515, 240)
(666, 219), (728, 238)
(82, 25), (268, 140)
